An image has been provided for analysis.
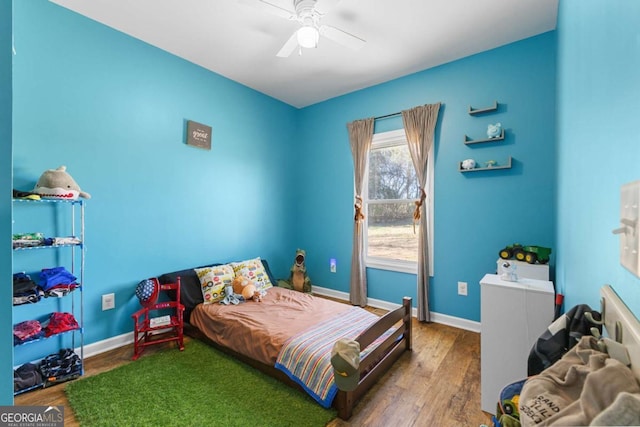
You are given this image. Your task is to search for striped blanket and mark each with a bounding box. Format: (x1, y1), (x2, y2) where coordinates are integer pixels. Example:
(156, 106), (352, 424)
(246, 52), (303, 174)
(274, 306), (383, 408)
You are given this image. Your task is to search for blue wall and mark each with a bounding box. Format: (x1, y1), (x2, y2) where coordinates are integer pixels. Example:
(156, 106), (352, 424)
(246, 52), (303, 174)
(12, 0), (297, 364)
(1, 0), (14, 405)
(296, 33), (557, 322)
(10, 0), (640, 405)
(8, 0), (557, 367)
(556, 0), (640, 315)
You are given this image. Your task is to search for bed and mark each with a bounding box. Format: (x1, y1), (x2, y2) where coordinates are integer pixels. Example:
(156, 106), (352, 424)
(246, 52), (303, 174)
(158, 258), (412, 420)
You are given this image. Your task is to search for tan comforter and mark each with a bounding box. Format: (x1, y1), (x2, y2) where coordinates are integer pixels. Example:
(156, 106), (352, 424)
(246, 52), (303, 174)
(189, 287), (352, 365)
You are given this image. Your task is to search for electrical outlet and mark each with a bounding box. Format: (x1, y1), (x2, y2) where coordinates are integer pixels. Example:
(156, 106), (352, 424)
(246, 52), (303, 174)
(102, 293), (115, 310)
(330, 258), (337, 273)
(457, 281), (468, 296)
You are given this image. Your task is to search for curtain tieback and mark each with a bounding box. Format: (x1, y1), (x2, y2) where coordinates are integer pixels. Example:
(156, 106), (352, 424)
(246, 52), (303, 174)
(413, 189), (426, 234)
(354, 196), (365, 222)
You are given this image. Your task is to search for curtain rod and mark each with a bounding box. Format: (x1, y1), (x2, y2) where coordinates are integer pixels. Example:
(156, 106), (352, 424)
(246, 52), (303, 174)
(374, 111), (401, 120)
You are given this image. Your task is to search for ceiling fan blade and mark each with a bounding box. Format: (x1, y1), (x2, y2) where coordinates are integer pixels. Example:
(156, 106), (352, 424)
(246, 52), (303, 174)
(276, 31), (299, 57)
(319, 25), (365, 51)
(238, 0), (296, 20)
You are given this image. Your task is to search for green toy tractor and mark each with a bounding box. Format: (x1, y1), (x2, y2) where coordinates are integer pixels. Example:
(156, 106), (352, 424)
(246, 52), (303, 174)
(499, 244), (552, 264)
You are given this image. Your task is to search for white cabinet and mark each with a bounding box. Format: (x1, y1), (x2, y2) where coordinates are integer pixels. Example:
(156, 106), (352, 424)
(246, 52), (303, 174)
(480, 274), (554, 414)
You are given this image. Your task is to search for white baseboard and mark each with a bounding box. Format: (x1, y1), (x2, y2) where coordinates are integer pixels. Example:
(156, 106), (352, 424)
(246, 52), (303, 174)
(312, 285), (481, 333)
(79, 332), (134, 359)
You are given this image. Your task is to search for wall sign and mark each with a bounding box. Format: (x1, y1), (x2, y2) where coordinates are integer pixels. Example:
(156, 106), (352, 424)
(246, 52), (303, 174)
(186, 120), (212, 150)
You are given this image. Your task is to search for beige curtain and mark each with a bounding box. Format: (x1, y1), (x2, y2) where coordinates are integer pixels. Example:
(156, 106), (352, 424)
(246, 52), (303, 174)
(402, 103), (441, 322)
(347, 118), (374, 307)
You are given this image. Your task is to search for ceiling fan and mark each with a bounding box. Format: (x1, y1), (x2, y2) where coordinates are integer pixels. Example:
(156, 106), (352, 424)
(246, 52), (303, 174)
(240, 0), (366, 57)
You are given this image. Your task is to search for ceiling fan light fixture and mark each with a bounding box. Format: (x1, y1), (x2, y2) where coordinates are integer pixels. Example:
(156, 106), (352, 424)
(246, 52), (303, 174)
(297, 25), (319, 48)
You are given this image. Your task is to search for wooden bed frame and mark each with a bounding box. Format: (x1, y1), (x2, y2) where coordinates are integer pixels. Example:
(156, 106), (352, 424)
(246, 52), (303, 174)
(185, 296), (413, 420)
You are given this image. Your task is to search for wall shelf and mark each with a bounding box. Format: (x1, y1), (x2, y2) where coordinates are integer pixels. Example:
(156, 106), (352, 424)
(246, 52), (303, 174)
(468, 101), (498, 115)
(464, 129), (505, 145)
(459, 156), (512, 173)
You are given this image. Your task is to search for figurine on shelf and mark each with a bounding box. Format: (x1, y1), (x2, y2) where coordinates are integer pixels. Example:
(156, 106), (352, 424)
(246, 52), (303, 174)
(485, 160), (497, 168)
(487, 123), (502, 138)
(461, 159), (476, 170)
(500, 261), (518, 282)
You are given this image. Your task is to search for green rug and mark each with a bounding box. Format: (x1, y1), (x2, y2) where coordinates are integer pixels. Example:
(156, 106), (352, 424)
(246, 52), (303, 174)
(65, 340), (336, 427)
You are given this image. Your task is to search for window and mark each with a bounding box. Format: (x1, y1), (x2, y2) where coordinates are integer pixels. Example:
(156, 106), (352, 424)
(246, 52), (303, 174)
(363, 129), (434, 275)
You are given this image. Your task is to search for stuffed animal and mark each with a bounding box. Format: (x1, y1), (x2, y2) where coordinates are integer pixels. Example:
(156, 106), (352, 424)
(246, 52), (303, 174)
(461, 159), (476, 170)
(252, 290), (263, 302)
(232, 276), (262, 302)
(33, 166), (91, 200)
(290, 249), (312, 293)
(219, 283), (240, 305)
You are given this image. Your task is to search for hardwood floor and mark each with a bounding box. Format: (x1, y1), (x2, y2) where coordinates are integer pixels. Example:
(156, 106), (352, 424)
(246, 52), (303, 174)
(327, 319), (492, 427)
(15, 316), (492, 427)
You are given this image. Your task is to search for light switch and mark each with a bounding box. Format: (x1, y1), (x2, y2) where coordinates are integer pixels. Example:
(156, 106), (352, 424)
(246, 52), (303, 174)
(613, 180), (640, 277)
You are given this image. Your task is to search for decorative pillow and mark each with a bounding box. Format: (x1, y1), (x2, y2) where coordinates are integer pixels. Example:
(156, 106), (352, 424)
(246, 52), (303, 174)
(230, 257), (273, 292)
(194, 264), (235, 304)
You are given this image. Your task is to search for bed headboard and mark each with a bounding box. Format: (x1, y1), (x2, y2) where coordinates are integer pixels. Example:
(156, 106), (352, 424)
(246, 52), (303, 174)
(601, 284), (640, 380)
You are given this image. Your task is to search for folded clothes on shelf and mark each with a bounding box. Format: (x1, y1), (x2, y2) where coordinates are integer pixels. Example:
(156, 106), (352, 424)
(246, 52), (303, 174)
(13, 330), (45, 346)
(12, 232), (45, 248)
(43, 312), (79, 337)
(13, 320), (43, 343)
(53, 236), (81, 245)
(13, 272), (43, 305)
(13, 189), (41, 200)
(39, 267), (77, 290)
(44, 283), (78, 297)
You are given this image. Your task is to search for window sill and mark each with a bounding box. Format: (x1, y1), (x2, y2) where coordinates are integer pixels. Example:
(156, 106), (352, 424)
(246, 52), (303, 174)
(366, 258), (417, 275)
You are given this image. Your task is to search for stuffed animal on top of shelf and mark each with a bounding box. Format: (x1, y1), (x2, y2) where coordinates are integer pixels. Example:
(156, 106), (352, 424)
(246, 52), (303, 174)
(33, 165), (91, 200)
(461, 159), (476, 170)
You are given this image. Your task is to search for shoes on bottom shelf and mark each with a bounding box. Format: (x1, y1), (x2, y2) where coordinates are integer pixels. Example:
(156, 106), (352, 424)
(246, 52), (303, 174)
(14, 348), (82, 394)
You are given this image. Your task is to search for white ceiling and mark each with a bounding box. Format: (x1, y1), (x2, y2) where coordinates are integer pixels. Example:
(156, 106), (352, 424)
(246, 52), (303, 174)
(50, 0), (558, 108)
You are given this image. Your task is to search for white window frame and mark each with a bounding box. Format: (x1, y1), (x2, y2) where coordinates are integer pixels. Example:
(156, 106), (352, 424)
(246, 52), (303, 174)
(362, 129), (434, 275)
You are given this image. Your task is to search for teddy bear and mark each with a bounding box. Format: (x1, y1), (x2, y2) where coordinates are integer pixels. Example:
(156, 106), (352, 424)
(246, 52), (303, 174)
(232, 276), (263, 302)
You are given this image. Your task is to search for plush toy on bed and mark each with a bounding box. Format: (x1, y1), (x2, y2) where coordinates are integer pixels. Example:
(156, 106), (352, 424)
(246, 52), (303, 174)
(33, 165), (91, 200)
(219, 283), (241, 305)
(232, 276), (263, 302)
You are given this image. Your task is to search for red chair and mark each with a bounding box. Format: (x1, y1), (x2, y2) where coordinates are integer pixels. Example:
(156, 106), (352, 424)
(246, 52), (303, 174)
(131, 277), (185, 360)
